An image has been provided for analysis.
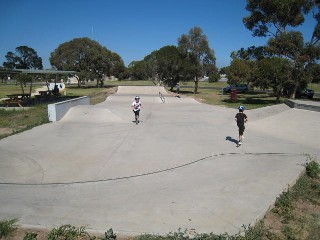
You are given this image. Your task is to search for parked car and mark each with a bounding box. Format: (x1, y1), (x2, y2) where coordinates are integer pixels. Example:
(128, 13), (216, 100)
(283, 88), (314, 99)
(223, 84), (249, 93)
(296, 88), (314, 99)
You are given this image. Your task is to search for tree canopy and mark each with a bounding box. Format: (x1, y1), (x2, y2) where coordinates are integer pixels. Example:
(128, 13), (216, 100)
(3, 46), (43, 70)
(50, 37), (125, 86)
(240, 0), (320, 100)
(243, 0), (313, 37)
(177, 27), (216, 93)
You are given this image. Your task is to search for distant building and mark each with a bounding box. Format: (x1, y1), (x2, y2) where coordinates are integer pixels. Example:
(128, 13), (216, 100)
(199, 75), (209, 82)
(219, 74), (228, 82)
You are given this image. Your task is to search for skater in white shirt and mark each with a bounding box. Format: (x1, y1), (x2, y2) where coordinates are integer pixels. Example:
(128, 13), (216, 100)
(131, 96), (142, 124)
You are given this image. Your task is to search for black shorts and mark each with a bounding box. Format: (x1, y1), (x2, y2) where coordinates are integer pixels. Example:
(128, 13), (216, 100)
(133, 110), (140, 116)
(238, 125), (245, 135)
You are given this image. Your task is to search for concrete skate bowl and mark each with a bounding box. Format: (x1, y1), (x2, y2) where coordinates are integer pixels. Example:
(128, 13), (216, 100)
(0, 86), (319, 236)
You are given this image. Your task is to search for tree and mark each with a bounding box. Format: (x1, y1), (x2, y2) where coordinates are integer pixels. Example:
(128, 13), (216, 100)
(307, 63), (320, 83)
(143, 51), (159, 83)
(255, 57), (292, 103)
(228, 57), (254, 85)
(267, 31), (313, 96)
(143, 45), (182, 86)
(3, 46), (43, 69)
(50, 38), (125, 87)
(178, 27), (216, 93)
(243, 0), (318, 99)
(243, 0), (313, 37)
(127, 61), (147, 80)
(156, 46), (183, 88)
(14, 73), (33, 95)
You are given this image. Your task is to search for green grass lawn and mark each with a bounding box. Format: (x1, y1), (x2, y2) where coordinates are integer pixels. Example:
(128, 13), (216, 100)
(308, 82), (320, 92)
(0, 84), (32, 99)
(177, 88), (286, 109)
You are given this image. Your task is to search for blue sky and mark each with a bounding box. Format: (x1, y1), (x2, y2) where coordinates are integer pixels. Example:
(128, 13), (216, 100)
(0, 0), (316, 69)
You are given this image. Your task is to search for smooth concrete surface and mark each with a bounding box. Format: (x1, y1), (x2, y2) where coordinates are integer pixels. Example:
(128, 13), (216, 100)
(286, 99), (320, 112)
(0, 86), (319, 236)
(48, 96), (90, 122)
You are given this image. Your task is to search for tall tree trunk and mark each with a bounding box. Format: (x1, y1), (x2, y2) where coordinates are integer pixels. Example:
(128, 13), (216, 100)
(20, 81), (25, 95)
(194, 76), (199, 94)
(290, 84), (299, 99)
(29, 76), (33, 96)
(275, 91), (281, 104)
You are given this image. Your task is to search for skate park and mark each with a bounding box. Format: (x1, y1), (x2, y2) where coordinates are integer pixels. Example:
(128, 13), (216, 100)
(0, 86), (319, 236)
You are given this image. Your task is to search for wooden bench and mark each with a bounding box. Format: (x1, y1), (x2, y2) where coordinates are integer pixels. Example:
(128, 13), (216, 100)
(4, 94), (31, 107)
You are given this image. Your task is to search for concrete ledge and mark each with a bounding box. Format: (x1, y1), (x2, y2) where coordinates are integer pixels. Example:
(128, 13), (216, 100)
(48, 96), (90, 122)
(285, 99), (320, 112)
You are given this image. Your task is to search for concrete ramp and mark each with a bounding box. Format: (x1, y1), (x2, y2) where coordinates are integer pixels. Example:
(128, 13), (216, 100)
(61, 105), (123, 123)
(247, 104), (291, 122)
(116, 85), (169, 96)
(0, 85), (319, 236)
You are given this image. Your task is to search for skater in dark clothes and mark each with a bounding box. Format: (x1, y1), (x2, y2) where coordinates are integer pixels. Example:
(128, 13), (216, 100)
(235, 105), (247, 146)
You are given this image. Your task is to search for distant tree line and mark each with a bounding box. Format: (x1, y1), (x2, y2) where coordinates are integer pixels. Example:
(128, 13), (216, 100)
(2, 0), (320, 100)
(1, 27), (217, 93)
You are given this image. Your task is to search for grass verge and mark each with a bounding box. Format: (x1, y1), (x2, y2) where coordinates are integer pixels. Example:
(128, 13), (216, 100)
(0, 104), (48, 139)
(177, 88), (286, 109)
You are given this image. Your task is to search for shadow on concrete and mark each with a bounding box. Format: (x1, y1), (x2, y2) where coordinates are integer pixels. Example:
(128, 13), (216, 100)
(226, 136), (238, 145)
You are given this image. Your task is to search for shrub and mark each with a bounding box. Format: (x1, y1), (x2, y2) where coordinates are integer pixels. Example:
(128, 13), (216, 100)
(47, 225), (89, 240)
(272, 187), (295, 222)
(23, 232), (38, 240)
(208, 73), (220, 83)
(0, 219), (18, 239)
(305, 157), (320, 179)
(101, 229), (116, 240)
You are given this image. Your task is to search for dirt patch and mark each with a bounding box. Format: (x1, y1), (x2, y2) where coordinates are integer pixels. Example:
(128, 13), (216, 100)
(0, 127), (12, 135)
(262, 178), (320, 239)
(6, 227), (50, 240)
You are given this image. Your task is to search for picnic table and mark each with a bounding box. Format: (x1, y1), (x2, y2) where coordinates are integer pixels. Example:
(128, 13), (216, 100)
(4, 93), (31, 107)
(38, 90), (54, 96)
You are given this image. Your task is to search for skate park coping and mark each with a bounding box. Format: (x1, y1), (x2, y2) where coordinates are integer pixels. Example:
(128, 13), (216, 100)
(48, 96), (90, 122)
(285, 99), (320, 112)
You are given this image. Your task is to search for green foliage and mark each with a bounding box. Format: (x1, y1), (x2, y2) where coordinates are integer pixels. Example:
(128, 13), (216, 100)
(243, 0), (313, 37)
(3, 46), (43, 69)
(23, 232), (38, 240)
(305, 156), (320, 179)
(255, 57), (292, 103)
(243, 1), (319, 99)
(208, 72), (220, 82)
(228, 58), (253, 85)
(0, 219), (18, 239)
(282, 225), (298, 240)
(272, 187), (295, 222)
(135, 224), (271, 240)
(177, 27), (216, 93)
(0, 104), (48, 139)
(47, 224), (88, 240)
(100, 228), (116, 240)
(307, 63), (320, 83)
(127, 60), (148, 80)
(50, 38), (125, 84)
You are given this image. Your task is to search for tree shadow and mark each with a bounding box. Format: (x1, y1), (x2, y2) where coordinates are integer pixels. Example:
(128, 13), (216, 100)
(226, 136), (238, 145)
(180, 90), (194, 94)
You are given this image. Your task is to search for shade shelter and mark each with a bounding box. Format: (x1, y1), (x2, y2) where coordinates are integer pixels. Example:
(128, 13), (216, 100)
(0, 68), (77, 106)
